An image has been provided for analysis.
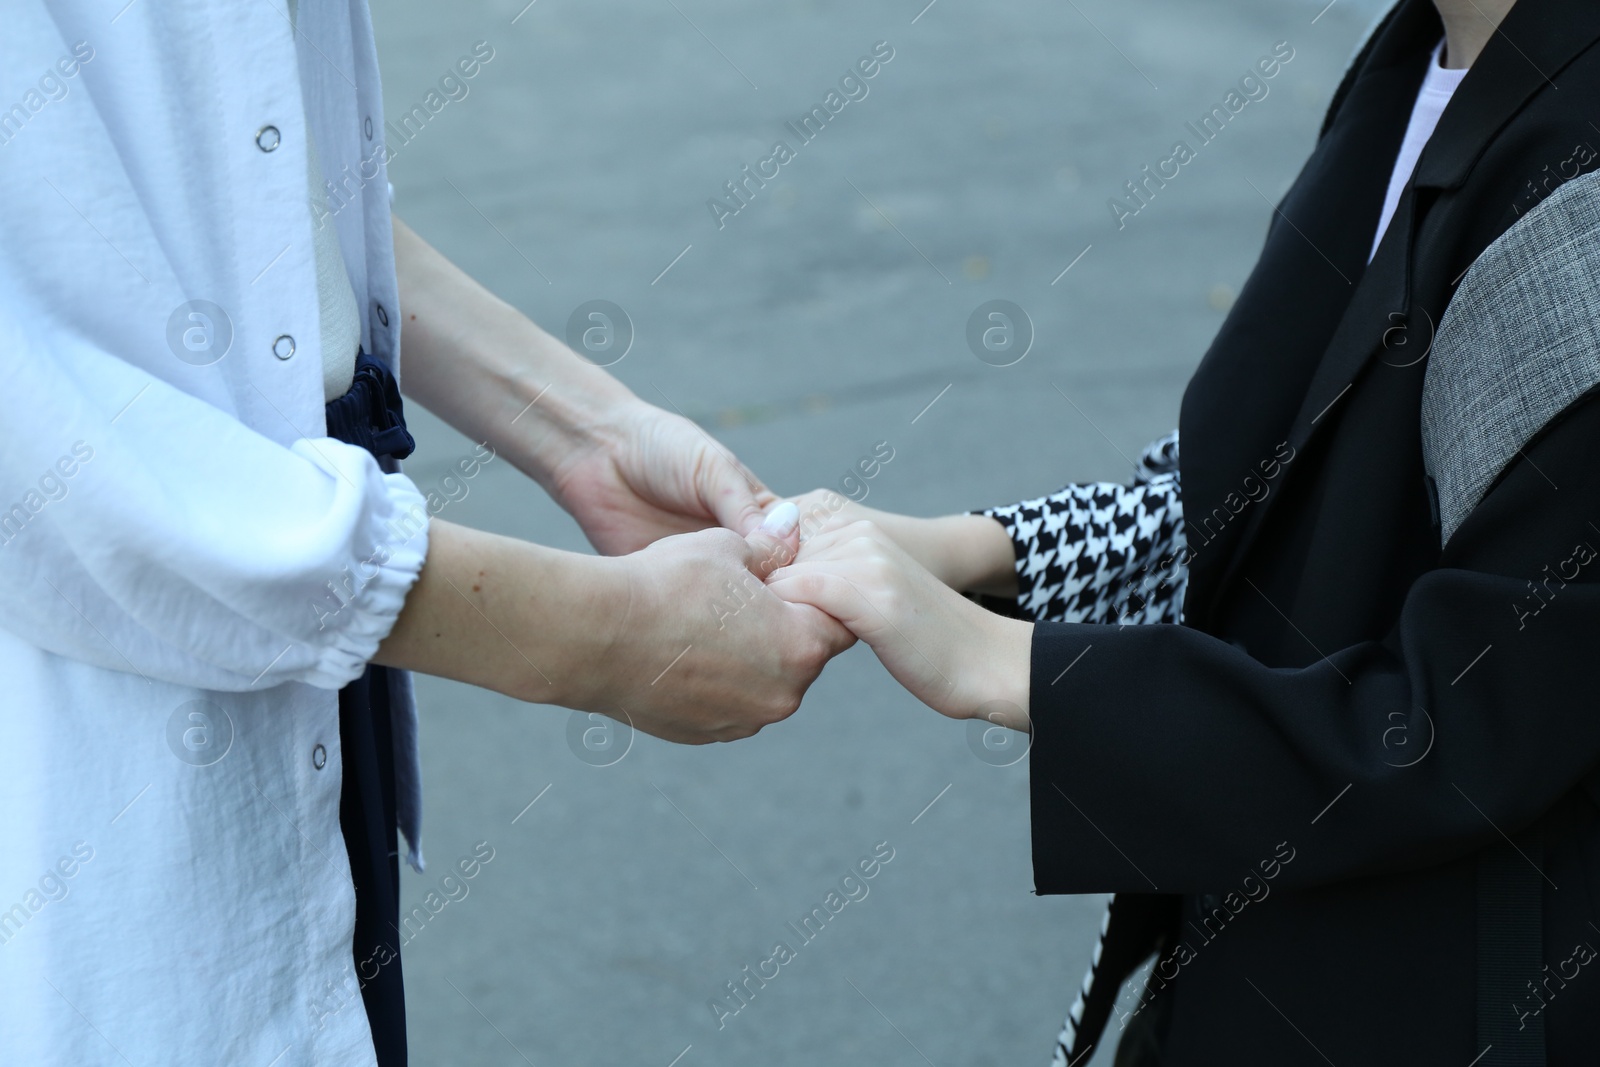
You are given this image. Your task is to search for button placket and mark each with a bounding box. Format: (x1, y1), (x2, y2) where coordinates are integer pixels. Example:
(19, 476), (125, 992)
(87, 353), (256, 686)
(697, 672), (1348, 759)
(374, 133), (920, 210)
(257, 124), (301, 365)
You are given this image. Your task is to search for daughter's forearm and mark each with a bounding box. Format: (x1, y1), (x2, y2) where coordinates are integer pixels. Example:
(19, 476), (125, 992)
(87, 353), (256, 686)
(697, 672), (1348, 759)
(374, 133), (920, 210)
(794, 494), (1017, 596)
(913, 513), (1018, 597)
(768, 519), (1031, 729)
(873, 512), (1016, 596)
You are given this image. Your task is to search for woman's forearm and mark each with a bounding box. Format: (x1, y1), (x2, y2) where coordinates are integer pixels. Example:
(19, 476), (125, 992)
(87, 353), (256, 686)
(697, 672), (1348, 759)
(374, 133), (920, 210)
(390, 216), (634, 489)
(374, 518), (856, 743)
(373, 519), (620, 707)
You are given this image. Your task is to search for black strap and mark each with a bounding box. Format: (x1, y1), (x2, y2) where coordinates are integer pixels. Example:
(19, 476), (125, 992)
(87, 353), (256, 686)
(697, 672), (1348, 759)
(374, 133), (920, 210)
(323, 352), (412, 1067)
(335, 666), (406, 1067)
(323, 351), (416, 462)
(1065, 894), (1176, 1065)
(1476, 831), (1545, 1066)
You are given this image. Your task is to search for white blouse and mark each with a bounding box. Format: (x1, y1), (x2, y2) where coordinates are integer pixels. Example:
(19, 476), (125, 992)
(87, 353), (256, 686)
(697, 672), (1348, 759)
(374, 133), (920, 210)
(293, 0), (362, 400)
(0, 2), (426, 1064)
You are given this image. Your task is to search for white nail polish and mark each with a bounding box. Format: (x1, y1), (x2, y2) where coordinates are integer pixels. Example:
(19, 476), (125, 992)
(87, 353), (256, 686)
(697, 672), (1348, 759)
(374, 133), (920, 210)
(759, 501), (800, 537)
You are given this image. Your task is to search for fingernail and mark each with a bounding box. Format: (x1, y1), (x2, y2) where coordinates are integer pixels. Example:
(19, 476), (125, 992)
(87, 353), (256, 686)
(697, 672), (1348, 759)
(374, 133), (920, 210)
(758, 501), (799, 537)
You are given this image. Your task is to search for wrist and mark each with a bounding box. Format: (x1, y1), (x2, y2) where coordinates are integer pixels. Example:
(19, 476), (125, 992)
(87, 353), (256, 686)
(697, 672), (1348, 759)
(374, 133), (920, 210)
(836, 510), (971, 587)
(916, 514), (1017, 595)
(488, 326), (639, 491)
(376, 522), (621, 708)
(964, 611), (1033, 732)
(536, 549), (636, 710)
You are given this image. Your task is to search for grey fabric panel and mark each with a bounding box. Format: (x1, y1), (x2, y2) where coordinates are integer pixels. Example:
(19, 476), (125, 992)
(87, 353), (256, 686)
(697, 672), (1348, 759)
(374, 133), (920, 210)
(1421, 169), (1600, 545)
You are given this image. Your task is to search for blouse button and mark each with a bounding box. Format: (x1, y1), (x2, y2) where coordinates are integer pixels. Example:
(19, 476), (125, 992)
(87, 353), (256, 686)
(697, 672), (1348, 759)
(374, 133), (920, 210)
(375, 303), (389, 327)
(312, 744), (327, 770)
(272, 334), (296, 360)
(364, 116), (374, 141)
(256, 125), (281, 152)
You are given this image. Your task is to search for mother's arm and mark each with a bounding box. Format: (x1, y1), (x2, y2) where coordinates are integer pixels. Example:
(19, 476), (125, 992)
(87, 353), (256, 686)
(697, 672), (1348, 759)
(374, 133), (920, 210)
(391, 216), (775, 554)
(374, 510), (853, 745)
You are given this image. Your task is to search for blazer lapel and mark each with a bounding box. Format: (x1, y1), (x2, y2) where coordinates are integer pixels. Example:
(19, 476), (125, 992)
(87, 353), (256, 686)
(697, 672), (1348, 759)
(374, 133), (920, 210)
(1414, 0), (1600, 193)
(1278, 186), (1415, 467)
(1282, 0), (1600, 461)
(1199, 0), (1600, 608)
(1178, 19), (1432, 625)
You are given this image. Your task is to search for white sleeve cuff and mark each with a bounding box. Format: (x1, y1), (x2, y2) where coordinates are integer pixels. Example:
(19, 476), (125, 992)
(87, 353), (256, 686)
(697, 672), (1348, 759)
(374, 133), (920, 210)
(297, 470), (430, 690)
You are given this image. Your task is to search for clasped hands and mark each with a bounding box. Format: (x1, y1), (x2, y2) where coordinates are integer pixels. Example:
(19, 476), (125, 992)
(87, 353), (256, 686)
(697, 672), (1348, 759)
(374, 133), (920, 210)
(378, 218), (1031, 745)
(532, 403), (1034, 743)
(379, 393), (1032, 746)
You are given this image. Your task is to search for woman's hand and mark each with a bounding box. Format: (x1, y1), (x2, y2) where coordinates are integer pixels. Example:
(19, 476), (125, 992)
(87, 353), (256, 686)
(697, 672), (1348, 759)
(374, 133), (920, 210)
(573, 513), (853, 742)
(549, 397), (778, 555)
(376, 511), (855, 745)
(767, 520), (1032, 730)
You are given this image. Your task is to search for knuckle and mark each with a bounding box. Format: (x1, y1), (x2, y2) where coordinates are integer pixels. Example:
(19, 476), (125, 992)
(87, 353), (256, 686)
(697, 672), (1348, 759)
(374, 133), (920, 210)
(704, 526), (745, 555)
(795, 572), (830, 601)
(777, 632), (825, 678)
(775, 633), (805, 671)
(768, 690), (803, 722)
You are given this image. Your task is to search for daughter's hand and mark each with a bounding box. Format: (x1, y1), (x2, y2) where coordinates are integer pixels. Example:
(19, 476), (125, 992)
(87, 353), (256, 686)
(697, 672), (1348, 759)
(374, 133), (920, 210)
(789, 489), (885, 540)
(786, 491), (1019, 598)
(767, 521), (1032, 731)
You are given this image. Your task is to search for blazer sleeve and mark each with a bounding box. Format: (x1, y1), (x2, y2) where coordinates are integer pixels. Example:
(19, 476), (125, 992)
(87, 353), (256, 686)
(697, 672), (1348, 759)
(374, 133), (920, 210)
(981, 431), (1187, 625)
(1028, 392), (1600, 896)
(0, 317), (429, 693)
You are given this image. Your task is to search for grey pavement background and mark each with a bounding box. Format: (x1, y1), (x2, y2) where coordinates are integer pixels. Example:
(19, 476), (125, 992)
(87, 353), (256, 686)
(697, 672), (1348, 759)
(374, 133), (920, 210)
(373, 1), (1389, 1063)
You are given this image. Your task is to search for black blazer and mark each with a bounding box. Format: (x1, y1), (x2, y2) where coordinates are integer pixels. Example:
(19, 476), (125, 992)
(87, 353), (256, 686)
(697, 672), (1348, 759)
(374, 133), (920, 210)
(1029, 1), (1600, 1062)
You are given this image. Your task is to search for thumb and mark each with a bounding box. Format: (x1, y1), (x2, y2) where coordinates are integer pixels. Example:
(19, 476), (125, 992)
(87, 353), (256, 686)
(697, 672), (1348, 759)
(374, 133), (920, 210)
(741, 501), (801, 580)
(707, 452), (778, 536)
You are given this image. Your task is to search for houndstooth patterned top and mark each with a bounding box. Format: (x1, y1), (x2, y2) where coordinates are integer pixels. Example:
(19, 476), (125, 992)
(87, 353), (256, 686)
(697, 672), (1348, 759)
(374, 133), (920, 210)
(981, 430), (1187, 627)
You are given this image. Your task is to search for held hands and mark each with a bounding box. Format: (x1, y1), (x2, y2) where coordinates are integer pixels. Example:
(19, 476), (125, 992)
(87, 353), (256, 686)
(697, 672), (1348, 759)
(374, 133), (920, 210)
(377, 510), (854, 747)
(526, 391), (1031, 736)
(533, 396), (865, 743)
(578, 508), (856, 744)
(388, 218), (976, 741)
(535, 397), (1032, 736)
(767, 519), (1032, 732)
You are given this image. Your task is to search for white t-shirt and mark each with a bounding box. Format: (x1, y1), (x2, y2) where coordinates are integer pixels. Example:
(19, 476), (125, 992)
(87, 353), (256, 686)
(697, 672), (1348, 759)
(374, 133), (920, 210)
(1369, 40), (1469, 262)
